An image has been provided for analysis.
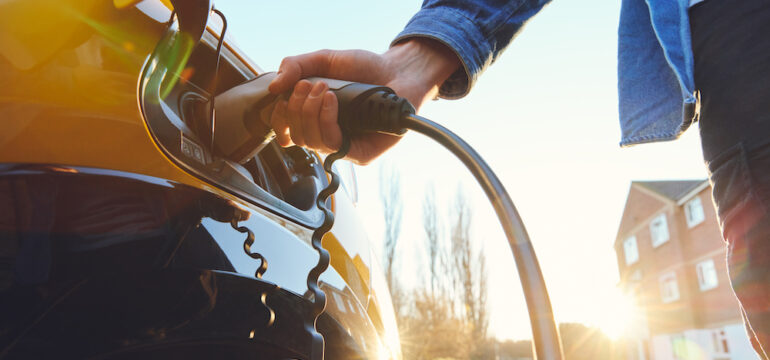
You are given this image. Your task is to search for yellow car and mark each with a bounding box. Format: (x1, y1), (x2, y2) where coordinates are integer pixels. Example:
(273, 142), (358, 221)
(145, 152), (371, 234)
(0, 0), (400, 358)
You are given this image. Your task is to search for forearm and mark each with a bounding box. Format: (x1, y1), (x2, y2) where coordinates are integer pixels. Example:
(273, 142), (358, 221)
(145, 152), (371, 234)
(393, 0), (553, 99)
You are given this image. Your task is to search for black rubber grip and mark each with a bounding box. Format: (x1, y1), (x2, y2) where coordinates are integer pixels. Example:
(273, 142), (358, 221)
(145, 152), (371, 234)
(307, 79), (415, 137)
(348, 90), (414, 136)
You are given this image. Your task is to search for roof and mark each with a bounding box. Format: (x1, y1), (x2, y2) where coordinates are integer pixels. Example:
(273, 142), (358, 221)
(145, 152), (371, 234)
(614, 179), (709, 244)
(633, 180), (707, 202)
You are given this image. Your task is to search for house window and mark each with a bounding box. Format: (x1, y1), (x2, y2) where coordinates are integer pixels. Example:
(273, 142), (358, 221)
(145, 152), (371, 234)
(624, 236), (639, 265)
(650, 213), (670, 247)
(685, 196), (705, 228)
(660, 272), (680, 303)
(712, 328), (730, 355)
(696, 259), (719, 291)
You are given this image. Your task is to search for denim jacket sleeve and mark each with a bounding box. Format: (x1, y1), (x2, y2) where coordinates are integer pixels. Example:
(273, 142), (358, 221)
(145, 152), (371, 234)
(392, 0), (552, 99)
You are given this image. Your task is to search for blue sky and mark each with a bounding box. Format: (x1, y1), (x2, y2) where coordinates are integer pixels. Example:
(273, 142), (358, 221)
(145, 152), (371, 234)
(215, 0), (709, 340)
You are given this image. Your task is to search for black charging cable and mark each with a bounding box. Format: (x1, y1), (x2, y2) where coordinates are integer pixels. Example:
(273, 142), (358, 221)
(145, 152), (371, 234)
(310, 89), (565, 360)
(400, 113), (564, 360)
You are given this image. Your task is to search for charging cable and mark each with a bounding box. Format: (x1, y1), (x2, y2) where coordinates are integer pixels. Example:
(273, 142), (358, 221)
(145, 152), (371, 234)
(310, 85), (565, 360)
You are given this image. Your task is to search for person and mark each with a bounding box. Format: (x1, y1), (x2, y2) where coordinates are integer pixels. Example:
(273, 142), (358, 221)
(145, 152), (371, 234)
(268, 0), (770, 358)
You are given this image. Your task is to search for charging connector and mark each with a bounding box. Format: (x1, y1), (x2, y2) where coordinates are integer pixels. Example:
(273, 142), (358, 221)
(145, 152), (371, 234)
(211, 73), (414, 164)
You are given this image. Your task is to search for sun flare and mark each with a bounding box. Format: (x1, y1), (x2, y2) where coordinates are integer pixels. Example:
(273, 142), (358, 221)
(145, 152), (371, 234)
(595, 289), (640, 340)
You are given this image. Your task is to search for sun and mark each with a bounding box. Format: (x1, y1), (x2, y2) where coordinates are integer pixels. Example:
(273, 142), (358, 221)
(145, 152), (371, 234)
(594, 289), (641, 340)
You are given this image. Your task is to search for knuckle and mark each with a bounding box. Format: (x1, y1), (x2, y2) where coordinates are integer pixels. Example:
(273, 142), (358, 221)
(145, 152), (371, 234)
(302, 102), (318, 119)
(279, 56), (295, 68)
(312, 49), (331, 61)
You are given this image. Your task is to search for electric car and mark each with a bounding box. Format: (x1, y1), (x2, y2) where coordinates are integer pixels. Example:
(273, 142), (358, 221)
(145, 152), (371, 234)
(0, 0), (400, 358)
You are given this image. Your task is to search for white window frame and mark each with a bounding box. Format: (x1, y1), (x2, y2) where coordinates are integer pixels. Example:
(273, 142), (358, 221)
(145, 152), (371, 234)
(623, 235), (639, 265)
(685, 196), (705, 228)
(650, 213), (670, 248)
(696, 259), (719, 291)
(660, 272), (680, 303)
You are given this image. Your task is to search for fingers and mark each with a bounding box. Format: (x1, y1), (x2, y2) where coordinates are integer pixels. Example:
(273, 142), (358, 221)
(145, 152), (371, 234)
(270, 80), (340, 153)
(269, 50), (333, 94)
(268, 79), (396, 164)
(266, 47), (395, 160)
(286, 80), (313, 147)
(269, 49), (385, 95)
(319, 91), (341, 151)
(302, 82), (330, 151)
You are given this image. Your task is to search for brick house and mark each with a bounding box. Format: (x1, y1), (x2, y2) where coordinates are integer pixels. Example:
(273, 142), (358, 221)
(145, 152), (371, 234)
(614, 180), (754, 360)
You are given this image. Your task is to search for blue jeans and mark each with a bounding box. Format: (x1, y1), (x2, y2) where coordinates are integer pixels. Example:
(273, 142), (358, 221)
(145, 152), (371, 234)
(692, 0), (770, 357)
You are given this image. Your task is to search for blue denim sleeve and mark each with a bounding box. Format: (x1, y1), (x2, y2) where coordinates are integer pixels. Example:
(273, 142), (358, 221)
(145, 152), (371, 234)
(392, 0), (551, 99)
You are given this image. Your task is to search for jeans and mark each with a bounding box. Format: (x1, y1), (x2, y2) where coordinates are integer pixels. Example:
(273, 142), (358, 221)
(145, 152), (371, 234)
(691, 0), (770, 358)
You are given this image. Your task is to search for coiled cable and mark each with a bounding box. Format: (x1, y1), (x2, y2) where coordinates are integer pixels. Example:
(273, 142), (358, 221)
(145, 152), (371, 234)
(305, 126), (352, 360)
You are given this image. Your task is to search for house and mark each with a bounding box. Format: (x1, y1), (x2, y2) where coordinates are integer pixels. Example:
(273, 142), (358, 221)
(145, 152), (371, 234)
(614, 180), (754, 360)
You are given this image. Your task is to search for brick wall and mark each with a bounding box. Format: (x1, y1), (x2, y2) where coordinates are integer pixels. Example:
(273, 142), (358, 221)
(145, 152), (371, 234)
(616, 185), (742, 336)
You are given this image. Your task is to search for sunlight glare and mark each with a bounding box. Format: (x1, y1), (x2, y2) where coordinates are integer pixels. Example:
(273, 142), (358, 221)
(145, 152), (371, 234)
(595, 289), (639, 340)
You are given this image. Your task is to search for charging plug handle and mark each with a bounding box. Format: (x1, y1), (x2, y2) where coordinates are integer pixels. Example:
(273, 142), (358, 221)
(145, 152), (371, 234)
(303, 77), (414, 137)
(212, 73), (413, 164)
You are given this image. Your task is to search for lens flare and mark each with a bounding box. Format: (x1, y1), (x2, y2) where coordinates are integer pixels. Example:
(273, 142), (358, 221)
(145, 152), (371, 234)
(596, 289), (640, 340)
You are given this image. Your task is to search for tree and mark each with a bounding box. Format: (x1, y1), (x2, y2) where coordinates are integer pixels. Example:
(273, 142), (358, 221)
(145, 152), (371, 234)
(473, 250), (489, 341)
(448, 189), (489, 344)
(398, 290), (473, 360)
(422, 186), (443, 297)
(380, 164), (403, 291)
(392, 185), (492, 359)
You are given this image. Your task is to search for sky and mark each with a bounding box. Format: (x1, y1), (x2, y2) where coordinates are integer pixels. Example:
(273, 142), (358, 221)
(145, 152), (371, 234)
(215, 0), (710, 341)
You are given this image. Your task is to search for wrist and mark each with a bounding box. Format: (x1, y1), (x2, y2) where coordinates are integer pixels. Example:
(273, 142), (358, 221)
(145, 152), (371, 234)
(384, 37), (461, 106)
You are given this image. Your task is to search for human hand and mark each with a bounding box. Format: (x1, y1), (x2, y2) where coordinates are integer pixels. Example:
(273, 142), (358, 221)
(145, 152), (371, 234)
(268, 38), (460, 165)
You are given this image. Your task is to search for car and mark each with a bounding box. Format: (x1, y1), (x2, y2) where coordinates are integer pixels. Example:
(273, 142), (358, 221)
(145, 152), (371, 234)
(0, 0), (400, 358)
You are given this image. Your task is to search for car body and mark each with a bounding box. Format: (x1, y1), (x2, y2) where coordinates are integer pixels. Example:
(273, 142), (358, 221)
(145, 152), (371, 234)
(0, 0), (400, 358)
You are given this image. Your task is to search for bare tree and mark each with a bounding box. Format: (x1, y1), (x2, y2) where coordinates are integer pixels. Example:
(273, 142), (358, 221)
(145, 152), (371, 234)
(449, 189), (472, 316)
(389, 279), (408, 321)
(380, 164), (403, 291)
(396, 186), (490, 360)
(422, 186), (443, 297)
(472, 249), (489, 341)
(398, 290), (473, 360)
(448, 189), (489, 346)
